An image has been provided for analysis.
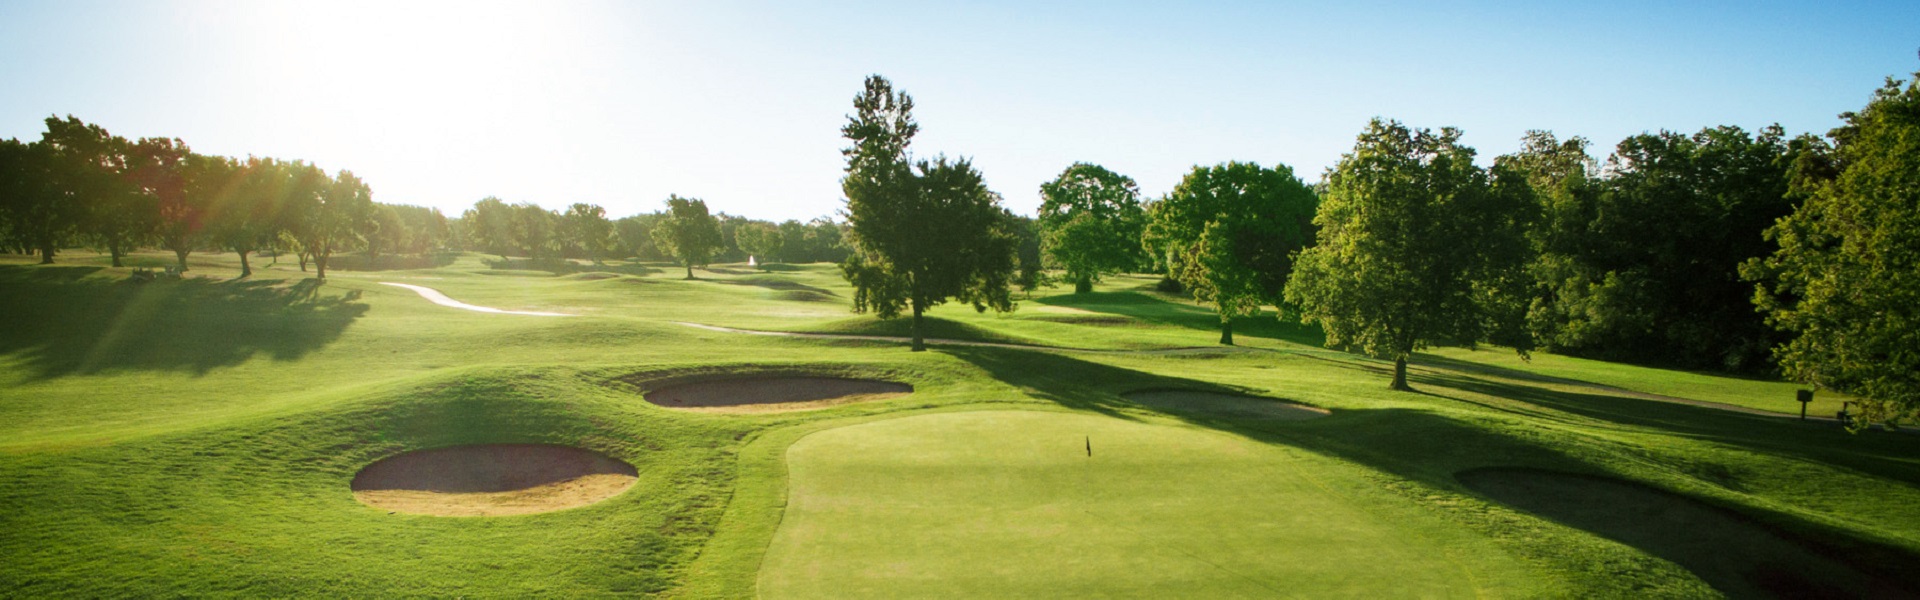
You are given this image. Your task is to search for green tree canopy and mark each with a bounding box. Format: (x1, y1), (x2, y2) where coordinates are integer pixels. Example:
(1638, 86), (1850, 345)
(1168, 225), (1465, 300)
(560, 203), (613, 263)
(650, 194), (723, 279)
(1510, 126), (1799, 372)
(734, 221), (782, 269)
(839, 75), (1017, 351)
(1145, 161), (1318, 344)
(1286, 119), (1534, 389)
(1745, 73), (1920, 427)
(1038, 163), (1146, 293)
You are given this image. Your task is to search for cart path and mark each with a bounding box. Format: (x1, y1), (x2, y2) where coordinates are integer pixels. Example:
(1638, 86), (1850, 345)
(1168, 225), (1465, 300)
(379, 282), (575, 316)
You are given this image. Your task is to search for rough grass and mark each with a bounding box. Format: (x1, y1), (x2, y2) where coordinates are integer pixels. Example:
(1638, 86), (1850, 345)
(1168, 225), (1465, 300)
(0, 249), (1916, 597)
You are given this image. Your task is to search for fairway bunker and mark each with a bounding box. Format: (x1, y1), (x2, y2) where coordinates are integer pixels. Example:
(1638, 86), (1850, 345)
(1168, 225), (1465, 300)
(1457, 467), (1914, 599)
(640, 376), (911, 413)
(1123, 389), (1329, 420)
(351, 444), (636, 517)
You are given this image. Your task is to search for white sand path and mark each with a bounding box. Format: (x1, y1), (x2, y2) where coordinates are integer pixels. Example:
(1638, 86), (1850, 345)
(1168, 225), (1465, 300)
(379, 282), (574, 316)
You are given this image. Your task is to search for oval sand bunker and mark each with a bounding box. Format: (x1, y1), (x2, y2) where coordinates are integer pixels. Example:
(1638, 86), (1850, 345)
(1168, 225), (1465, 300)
(643, 376), (911, 413)
(352, 444), (637, 517)
(1123, 390), (1329, 420)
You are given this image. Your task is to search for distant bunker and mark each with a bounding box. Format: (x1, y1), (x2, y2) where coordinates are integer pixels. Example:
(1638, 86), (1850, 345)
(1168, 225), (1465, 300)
(351, 444), (637, 517)
(642, 376), (912, 413)
(1457, 467), (1911, 598)
(1123, 389), (1330, 420)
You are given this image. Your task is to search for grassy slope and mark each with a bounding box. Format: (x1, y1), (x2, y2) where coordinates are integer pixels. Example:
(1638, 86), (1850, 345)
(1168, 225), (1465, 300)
(0, 250), (1915, 597)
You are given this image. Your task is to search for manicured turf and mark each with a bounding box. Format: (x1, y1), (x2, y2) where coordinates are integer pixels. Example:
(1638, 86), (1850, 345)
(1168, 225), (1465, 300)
(1, 249), (1916, 597)
(763, 410), (1540, 598)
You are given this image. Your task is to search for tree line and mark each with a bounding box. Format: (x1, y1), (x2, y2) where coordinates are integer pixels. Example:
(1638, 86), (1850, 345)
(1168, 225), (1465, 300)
(0, 116), (854, 279)
(842, 73), (1919, 424)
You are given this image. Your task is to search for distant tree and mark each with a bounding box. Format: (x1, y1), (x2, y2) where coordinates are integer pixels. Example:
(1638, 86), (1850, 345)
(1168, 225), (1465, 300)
(1286, 119), (1534, 390)
(1745, 73), (1920, 426)
(364, 204), (405, 265)
(128, 137), (198, 271)
(43, 116), (151, 267)
(0, 139), (78, 263)
(613, 212), (667, 260)
(734, 221), (782, 269)
(839, 74), (1015, 351)
(461, 196), (516, 258)
(286, 166), (372, 280)
(1038, 163), (1146, 293)
(1510, 126), (1797, 371)
(650, 195), (723, 278)
(805, 217), (849, 263)
(1145, 161), (1318, 344)
(559, 203), (613, 263)
(507, 202), (557, 259)
(1009, 214), (1048, 294)
(210, 155), (283, 277)
(776, 219), (809, 262)
(389, 204), (449, 255)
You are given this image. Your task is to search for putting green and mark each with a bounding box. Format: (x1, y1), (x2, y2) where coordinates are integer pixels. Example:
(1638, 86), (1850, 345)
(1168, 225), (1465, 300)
(760, 410), (1541, 597)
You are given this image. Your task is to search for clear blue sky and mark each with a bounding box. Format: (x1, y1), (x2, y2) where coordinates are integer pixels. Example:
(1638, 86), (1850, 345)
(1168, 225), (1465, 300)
(2, 0), (1915, 221)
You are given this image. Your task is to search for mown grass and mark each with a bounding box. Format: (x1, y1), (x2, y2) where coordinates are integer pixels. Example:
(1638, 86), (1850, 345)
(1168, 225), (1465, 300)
(0, 249), (1915, 598)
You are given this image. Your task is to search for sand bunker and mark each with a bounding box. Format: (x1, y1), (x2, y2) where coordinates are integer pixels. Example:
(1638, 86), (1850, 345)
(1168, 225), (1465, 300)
(352, 444), (636, 517)
(642, 376), (912, 413)
(1123, 390), (1330, 420)
(1458, 467), (1911, 598)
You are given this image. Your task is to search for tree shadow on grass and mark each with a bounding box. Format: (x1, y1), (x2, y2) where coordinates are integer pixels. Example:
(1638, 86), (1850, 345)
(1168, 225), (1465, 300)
(1034, 291), (1325, 347)
(0, 265), (369, 380)
(937, 343), (1920, 598)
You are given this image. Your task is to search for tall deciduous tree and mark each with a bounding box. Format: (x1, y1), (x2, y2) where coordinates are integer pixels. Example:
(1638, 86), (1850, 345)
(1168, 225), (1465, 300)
(0, 139), (77, 263)
(1745, 73), (1920, 426)
(1286, 119), (1534, 390)
(462, 196), (516, 258)
(650, 195), (723, 279)
(208, 155), (280, 277)
(839, 75), (1016, 351)
(1038, 163), (1146, 293)
(1145, 161), (1318, 344)
(129, 137), (197, 271)
(44, 116), (151, 267)
(734, 221), (782, 269)
(286, 166), (372, 280)
(560, 203), (613, 263)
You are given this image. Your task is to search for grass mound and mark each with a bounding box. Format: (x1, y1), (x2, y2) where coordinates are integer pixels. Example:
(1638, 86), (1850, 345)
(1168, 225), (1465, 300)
(1122, 389), (1329, 420)
(352, 444), (638, 517)
(639, 376), (912, 413)
(1456, 467), (1916, 598)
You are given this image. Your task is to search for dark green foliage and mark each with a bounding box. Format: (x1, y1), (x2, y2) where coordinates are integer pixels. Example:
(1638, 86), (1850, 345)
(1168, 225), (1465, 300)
(1287, 119), (1533, 389)
(839, 75), (1017, 351)
(1746, 73), (1920, 426)
(1038, 163), (1146, 293)
(1510, 127), (1799, 372)
(1145, 161), (1317, 344)
(651, 195), (724, 279)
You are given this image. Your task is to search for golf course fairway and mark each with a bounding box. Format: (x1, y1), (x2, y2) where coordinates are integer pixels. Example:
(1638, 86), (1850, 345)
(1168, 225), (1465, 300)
(760, 410), (1537, 598)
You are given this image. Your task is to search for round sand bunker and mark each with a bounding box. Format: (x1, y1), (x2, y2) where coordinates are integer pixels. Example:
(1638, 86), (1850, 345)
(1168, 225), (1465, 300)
(1123, 390), (1330, 420)
(351, 444), (637, 517)
(643, 376), (912, 413)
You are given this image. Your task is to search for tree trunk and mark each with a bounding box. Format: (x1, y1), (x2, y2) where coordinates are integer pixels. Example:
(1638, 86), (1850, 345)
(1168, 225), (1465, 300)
(1075, 276), (1093, 294)
(298, 252), (309, 272)
(685, 264), (694, 279)
(1219, 317), (1234, 345)
(1390, 357), (1411, 391)
(38, 244), (55, 264)
(174, 248), (190, 272)
(109, 246), (124, 267)
(910, 303), (927, 352)
(315, 252), (329, 280)
(238, 250), (252, 278)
